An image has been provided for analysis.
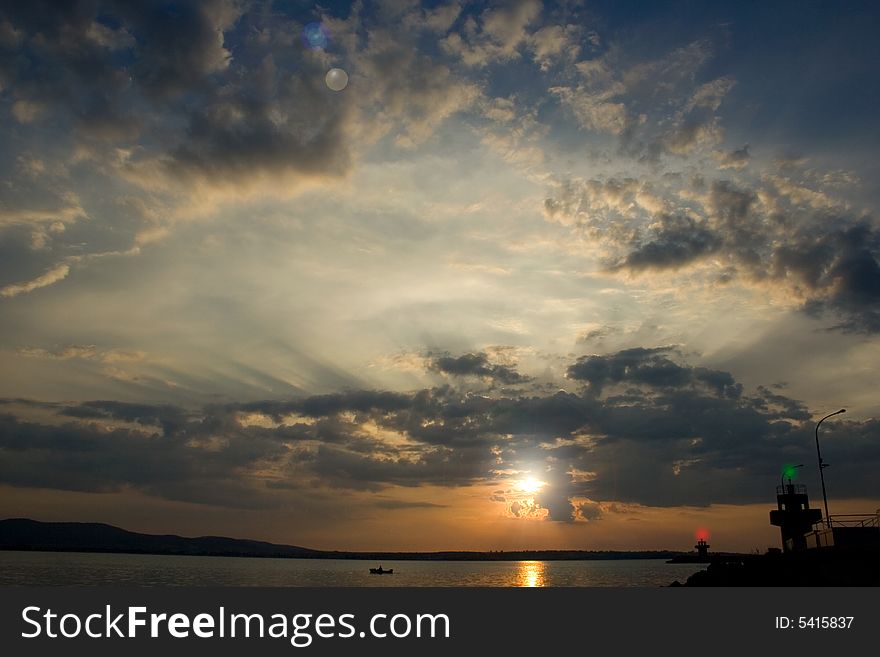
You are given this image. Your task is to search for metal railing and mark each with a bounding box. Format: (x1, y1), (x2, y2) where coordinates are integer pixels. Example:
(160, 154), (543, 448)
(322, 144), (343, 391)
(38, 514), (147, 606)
(776, 483), (808, 496)
(827, 513), (880, 528)
(811, 513), (880, 532)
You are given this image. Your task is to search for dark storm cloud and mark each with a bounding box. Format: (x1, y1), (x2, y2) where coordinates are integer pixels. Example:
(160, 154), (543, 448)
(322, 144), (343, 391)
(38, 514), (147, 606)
(160, 17), (352, 185)
(310, 443), (490, 491)
(615, 214), (720, 272)
(2, 348), (877, 517)
(113, 0), (239, 100)
(62, 399), (190, 434)
(567, 347), (742, 398)
(0, 410), (291, 508)
(0, 0), (240, 142)
(705, 175), (880, 334)
(0, 0), (357, 301)
(798, 224), (880, 332)
(428, 351), (532, 385)
(0, 0), (236, 98)
(705, 180), (762, 266)
(0, 0), (140, 139)
(238, 390), (414, 419)
(166, 82), (350, 184)
(0, 0), (350, 184)
(546, 174), (880, 333)
(766, 219), (880, 333)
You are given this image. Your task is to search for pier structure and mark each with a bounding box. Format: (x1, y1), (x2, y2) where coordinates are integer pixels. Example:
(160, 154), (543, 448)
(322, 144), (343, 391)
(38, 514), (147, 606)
(770, 482), (880, 551)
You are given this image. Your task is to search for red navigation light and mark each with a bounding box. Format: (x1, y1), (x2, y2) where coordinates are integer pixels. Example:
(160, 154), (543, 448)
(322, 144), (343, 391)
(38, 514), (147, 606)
(695, 527), (710, 541)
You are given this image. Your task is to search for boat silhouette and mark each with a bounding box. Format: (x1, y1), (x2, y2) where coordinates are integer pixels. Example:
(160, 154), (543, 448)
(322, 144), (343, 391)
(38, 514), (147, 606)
(369, 566), (393, 574)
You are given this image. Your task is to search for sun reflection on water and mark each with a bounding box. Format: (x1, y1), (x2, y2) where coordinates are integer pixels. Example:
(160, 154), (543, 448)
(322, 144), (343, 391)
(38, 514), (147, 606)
(516, 561), (546, 587)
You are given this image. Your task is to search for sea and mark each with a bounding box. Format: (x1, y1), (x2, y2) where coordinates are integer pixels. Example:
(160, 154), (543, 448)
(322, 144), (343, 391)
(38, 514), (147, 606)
(0, 551), (703, 587)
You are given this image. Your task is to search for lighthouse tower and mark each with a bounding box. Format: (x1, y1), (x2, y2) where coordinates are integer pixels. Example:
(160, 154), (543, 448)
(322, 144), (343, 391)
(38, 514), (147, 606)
(694, 538), (710, 561)
(769, 483), (822, 552)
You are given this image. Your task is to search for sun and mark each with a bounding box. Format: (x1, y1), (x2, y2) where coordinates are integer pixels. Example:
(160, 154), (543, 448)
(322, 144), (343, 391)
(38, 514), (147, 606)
(517, 477), (545, 495)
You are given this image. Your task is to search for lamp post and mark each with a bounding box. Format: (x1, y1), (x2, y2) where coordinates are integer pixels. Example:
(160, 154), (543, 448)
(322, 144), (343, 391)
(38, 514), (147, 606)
(815, 409), (846, 528)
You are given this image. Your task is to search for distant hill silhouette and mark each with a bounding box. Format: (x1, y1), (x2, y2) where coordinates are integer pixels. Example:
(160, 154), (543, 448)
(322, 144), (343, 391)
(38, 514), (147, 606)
(0, 518), (685, 561)
(0, 518), (322, 558)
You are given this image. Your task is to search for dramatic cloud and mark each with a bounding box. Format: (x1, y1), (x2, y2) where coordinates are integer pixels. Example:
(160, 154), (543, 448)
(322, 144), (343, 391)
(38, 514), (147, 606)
(2, 350), (875, 521)
(428, 351), (531, 385)
(337, 7), (483, 148)
(120, 0), (240, 100)
(160, 70), (351, 187)
(1, 1), (878, 548)
(545, 173), (880, 332)
(551, 38), (733, 157)
(614, 214), (720, 272)
(441, 0), (542, 67)
(566, 347), (742, 398)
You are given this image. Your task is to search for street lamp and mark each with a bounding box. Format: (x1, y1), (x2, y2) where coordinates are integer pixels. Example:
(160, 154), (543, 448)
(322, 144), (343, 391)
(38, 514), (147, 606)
(815, 408), (846, 528)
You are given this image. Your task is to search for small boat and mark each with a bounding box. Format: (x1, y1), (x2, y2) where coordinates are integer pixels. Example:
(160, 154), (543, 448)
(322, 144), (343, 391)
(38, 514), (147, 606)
(369, 566), (393, 574)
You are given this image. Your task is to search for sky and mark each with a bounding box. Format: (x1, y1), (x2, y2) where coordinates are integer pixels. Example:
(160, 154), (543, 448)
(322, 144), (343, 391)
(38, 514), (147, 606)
(1, 0), (878, 553)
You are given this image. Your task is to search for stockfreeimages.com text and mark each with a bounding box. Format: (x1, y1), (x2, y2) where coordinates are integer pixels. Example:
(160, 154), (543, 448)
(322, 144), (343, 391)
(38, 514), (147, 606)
(22, 605), (451, 647)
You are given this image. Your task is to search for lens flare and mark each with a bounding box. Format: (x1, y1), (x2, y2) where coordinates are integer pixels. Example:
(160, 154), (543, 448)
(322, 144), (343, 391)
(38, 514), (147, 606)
(303, 22), (328, 50)
(325, 68), (349, 91)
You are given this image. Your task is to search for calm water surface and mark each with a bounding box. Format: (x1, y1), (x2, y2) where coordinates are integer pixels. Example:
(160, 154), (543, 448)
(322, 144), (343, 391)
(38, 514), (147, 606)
(0, 551), (702, 586)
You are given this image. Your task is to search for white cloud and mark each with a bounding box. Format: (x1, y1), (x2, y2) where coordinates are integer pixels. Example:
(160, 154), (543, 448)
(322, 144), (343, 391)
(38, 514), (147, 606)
(441, 0), (541, 67)
(0, 263), (70, 298)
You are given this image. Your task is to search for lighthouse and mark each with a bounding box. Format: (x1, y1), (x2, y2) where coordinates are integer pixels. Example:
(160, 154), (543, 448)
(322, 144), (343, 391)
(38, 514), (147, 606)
(769, 482), (822, 552)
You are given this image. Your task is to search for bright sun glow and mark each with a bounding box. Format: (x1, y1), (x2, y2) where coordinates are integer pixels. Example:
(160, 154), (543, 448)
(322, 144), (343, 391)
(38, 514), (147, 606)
(517, 477), (545, 495)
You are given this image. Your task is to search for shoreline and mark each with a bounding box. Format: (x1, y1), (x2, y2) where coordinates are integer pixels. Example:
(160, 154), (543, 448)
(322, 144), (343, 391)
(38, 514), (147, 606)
(1, 518), (697, 562)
